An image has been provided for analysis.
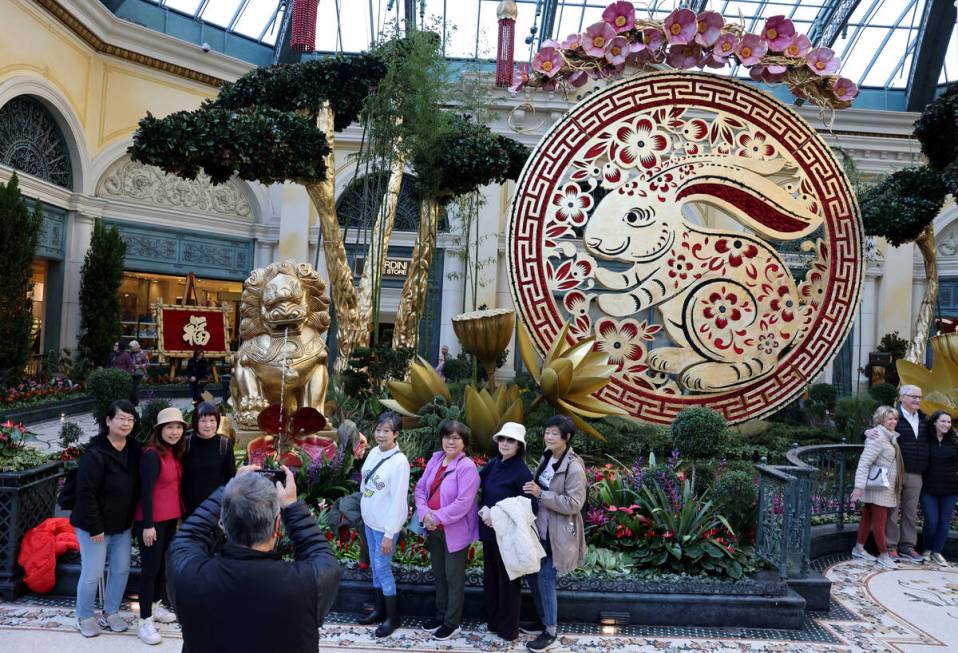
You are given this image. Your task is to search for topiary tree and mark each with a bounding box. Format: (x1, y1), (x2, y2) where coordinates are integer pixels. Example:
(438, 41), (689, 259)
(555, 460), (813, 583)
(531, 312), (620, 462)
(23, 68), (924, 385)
(0, 173), (42, 384)
(86, 368), (133, 422)
(869, 382), (898, 406)
(670, 407), (729, 492)
(138, 397), (172, 443)
(710, 470), (757, 538)
(78, 220), (126, 368)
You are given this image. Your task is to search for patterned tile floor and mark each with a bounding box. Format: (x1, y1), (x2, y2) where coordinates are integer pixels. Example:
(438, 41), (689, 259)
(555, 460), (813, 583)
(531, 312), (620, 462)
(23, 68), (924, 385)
(1, 555), (956, 652)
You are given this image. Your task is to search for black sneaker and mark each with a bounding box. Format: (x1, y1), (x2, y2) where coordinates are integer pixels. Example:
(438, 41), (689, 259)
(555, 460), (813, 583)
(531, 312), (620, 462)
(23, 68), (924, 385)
(526, 632), (557, 652)
(420, 618), (443, 632)
(433, 624), (461, 640)
(519, 620), (545, 635)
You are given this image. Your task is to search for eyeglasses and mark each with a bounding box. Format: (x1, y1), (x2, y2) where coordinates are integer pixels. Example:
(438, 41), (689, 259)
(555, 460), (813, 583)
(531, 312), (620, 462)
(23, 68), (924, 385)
(904, 394), (923, 399)
(442, 435), (462, 442)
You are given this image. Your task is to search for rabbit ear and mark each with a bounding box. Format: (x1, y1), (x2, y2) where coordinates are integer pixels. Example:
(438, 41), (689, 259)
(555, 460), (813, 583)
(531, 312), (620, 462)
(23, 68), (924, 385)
(667, 156), (823, 240)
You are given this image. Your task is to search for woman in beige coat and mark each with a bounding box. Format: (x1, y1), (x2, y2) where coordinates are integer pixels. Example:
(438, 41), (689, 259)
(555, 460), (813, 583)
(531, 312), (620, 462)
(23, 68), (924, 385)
(850, 405), (904, 569)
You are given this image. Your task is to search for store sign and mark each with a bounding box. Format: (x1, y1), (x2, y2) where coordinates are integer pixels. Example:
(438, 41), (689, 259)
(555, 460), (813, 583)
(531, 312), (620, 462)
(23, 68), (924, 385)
(156, 305), (230, 357)
(383, 258), (410, 277)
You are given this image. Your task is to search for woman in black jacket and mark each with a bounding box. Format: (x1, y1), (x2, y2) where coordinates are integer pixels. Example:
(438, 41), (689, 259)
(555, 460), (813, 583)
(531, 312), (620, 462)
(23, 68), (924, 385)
(920, 410), (958, 566)
(182, 401), (236, 516)
(185, 348), (209, 404)
(71, 399), (142, 638)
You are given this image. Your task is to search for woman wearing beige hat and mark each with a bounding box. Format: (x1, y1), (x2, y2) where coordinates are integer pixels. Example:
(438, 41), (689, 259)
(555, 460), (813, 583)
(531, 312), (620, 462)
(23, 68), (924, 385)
(133, 406), (187, 644)
(477, 422), (533, 642)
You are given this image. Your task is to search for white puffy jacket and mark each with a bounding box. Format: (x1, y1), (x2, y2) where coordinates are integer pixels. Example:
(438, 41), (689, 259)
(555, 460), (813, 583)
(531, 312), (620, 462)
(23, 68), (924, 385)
(490, 496), (546, 580)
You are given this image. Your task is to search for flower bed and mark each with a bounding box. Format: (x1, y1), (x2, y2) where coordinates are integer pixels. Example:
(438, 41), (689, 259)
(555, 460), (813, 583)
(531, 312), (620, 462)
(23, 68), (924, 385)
(0, 380), (85, 412)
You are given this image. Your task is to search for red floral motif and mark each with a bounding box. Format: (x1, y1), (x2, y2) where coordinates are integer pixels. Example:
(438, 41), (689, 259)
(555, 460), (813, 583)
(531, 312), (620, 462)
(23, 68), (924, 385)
(608, 118), (671, 169)
(666, 251), (696, 288)
(798, 241), (829, 307)
(757, 332), (780, 355)
(768, 282), (796, 322)
(563, 290), (593, 338)
(737, 131), (776, 159)
(548, 257), (594, 291)
(702, 288), (743, 330)
(714, 237), (759, 267)
(679, 118), (709, 141)
(570, 159), (603, 182)
(552, 183), (593, 226)
(544, 223), (575, 248)
(595, 317), (660, 371)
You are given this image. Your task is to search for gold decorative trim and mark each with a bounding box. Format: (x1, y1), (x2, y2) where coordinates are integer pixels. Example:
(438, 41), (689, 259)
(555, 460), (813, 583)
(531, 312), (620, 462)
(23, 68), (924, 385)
(35, 0), (225, 88)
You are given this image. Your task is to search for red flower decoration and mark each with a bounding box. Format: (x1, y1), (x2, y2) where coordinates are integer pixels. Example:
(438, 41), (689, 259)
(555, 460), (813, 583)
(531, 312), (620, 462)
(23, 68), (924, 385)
(714, 238), (759, 267)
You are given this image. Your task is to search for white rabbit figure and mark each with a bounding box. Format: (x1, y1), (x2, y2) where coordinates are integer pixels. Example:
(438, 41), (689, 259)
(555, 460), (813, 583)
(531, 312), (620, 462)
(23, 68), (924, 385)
(582, 154), (823, 392)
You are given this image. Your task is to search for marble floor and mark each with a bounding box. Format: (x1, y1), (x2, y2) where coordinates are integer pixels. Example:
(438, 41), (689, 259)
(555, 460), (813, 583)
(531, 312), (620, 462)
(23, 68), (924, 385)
(0, 556), (955, 652)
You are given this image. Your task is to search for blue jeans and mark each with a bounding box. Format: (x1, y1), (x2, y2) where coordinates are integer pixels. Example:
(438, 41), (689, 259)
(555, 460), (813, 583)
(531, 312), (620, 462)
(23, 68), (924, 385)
(920, 492), (958, 553)
(364, 526), (397, 596)
(529, 550), (558, 628)
(75, 527), (132, 620)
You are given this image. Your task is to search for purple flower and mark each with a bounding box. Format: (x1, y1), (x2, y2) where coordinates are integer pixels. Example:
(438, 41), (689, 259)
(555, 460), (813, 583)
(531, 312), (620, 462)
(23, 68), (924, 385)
(664, 8), (697, 45)
(509, 62), (530, 92)
(568, 69), (589, 87)
(605, 35), (631, 65)
(602, 1), (635, 34)
(668, 450), (681, 469)
(750, 63), (786, 84)
(735, 33), (767, 66)
(832, 76), (858, 102)
(706, 33), (737, 67)
(533, 46), (564, 78)
(584, 21), (616, 57)
(761, 15), (795, 52)
(784, 34), (811, 58)
(587, 507), (607, 528)
(806, 47), (839, 75)
(667, 43), (701, 69)
(694, 11), (724, 47)
(642, 27), (666, 53)
(562, 32), (582, 50)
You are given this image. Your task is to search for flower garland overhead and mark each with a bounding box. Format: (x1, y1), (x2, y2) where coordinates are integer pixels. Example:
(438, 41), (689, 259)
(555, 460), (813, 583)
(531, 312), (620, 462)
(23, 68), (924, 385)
(514, 2), (857, 110)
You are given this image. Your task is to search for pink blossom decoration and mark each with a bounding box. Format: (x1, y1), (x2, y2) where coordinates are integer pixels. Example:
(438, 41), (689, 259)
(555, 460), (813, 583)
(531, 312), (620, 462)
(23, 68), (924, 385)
(509, 62), (530, 93)
(784, 34), (811, 58)
(832, 77), (858, 102)
(664, 8), (697, 45)
(707, 33), (737, 65)
(806, 47), (839, 75)
(761, 15), (795, 52)
(750, 64), (786, 84)
(567, 70), (589, 87)
(667, 43), (701, 69)
(532, 47), (564, 78)
(735, 33), (768, 66)
(642, 27), (666, 53)
(584, 21), (616, 57)
(541, 38), (561, 49)
(562, 33), (582, 50)
(602, 1), (636, 34)
(694, 11), (724, 47)
(605, 36), (631, 65)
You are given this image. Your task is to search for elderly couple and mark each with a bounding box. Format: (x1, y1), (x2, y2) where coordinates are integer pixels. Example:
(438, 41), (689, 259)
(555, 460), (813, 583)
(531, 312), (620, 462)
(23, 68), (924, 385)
(851, 384), (958, 568)
(356, 411), (586, 653)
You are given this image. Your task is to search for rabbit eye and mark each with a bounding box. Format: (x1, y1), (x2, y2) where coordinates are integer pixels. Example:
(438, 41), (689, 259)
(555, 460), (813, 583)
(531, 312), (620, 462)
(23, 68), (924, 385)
(624, 208), (653, 226)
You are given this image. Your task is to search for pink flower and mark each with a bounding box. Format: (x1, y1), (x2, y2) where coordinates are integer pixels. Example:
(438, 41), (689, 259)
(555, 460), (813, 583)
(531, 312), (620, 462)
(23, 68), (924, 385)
(667, 43), (701, 69)
(509, 62), (529, 93)
(533, 47), (563, 78)
(694, 11), (724, 47)
(562, 33), (582, 50)
(664, 8), (697, 45)
(584, 21), (616, 57)
(750, 63), (786, 84)
(568, 70), (589, 87)
(832, 76), (858, 102)
(602, 1), (635, 34)
(705, 33), (737, 67)
(735, 33), (767, 66)
(642, 28), (666, 53)
(806, 47), (839, 75)
(761, 15), (795, 52)
(605, 36), (630, 65)
(784, 34), (811, 58)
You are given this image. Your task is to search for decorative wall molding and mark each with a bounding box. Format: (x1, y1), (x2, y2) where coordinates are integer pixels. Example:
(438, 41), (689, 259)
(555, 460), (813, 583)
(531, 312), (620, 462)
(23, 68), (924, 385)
(0, 96), (73, 189)
(96, 155), (253, 220)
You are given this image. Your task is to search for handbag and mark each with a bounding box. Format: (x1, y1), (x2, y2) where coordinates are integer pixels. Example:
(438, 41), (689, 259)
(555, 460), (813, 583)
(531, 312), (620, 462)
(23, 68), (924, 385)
(408, 468), (454, 536)
(865, 464), (890, 489)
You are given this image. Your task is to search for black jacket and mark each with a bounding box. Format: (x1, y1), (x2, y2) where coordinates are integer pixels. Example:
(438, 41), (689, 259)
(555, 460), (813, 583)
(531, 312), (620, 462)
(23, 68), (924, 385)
(186, 357), (209, 381)
(69, 435), (141, 535)
(168, 487), (342, 653)
(922, 433), (958, 496)
(896, 407), (930, 474)
(181, 432), (236, 516)
(478, 455), (532, 541)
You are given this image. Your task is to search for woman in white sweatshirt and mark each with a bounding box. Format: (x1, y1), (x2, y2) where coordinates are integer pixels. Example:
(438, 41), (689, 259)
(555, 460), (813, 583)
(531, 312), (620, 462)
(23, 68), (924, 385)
(358, 411), (410, 638)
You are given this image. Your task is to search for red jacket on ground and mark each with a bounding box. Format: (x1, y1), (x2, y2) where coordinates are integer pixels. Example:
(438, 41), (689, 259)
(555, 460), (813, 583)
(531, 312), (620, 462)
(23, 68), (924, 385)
(18, 517), (79, 594)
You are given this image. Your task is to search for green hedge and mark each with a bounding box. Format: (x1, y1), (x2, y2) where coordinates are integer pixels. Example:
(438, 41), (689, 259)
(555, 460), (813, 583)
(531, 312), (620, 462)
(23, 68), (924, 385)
(86, 368), (132, 422)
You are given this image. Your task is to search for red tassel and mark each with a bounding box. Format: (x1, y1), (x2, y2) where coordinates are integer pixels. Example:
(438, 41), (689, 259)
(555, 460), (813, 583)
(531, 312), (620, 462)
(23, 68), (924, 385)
(496, 18), (516, 88)
(290, 0), (318, 53)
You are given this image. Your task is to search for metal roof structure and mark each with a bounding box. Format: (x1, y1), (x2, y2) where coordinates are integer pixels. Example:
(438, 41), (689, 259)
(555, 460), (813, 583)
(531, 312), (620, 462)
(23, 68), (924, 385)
(103, 0), (958, 111)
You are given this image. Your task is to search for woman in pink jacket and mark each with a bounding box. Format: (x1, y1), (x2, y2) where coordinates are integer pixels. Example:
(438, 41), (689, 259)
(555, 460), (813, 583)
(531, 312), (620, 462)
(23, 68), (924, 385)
(414, 420), (480, 641)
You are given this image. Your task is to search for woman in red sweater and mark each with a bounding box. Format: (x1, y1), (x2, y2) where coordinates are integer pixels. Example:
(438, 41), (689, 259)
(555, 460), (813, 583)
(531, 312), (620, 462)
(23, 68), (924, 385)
(134, 407), (186, 645)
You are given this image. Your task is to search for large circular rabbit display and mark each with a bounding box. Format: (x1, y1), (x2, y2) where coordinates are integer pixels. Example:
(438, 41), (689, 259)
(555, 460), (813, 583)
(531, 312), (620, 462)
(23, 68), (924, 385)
(507, 71), (863, 425)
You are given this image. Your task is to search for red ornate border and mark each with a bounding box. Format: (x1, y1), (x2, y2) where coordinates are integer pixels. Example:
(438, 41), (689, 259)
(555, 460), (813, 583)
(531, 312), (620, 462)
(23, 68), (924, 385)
(507, 71), (863, 425)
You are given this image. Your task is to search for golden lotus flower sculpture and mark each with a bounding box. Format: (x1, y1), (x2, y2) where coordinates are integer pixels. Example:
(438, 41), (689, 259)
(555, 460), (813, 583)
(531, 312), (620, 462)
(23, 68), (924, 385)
(464, 384), (524, 454)
(452, 308), (515, 389)
(517, 321), (627, 441)
(381, 355), (452, 418)
(896, 333), (958, 414)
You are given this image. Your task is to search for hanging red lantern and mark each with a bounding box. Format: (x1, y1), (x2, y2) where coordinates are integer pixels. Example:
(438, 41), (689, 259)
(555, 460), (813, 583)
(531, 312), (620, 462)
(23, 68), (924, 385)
(496, 1), (518, 87)
(290, 0), (319, 53)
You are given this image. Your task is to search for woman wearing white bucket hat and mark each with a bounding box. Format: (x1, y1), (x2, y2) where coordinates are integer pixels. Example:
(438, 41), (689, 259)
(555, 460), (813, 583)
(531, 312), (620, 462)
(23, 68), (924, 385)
(477, 421), (533, 642)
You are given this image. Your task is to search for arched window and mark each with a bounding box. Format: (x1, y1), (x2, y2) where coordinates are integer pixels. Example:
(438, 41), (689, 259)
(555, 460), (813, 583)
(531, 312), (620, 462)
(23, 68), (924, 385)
(0, 96), (74, 189)
(336, 172), (447, 232)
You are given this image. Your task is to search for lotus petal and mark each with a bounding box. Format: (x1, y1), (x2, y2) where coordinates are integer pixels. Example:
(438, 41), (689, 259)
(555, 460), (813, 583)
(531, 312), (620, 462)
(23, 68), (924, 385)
(518, 323), (543, 381)
(379, 398), (419, 418)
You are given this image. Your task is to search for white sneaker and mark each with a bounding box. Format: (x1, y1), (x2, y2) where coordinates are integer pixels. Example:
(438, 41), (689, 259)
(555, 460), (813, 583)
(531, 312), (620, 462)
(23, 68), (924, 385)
(931, 552), (950, 567)
(152, 602), (176, 624)
(877, 554), (899, 570)
(137, 617), (162, 645)
(851, 545), (876, 561)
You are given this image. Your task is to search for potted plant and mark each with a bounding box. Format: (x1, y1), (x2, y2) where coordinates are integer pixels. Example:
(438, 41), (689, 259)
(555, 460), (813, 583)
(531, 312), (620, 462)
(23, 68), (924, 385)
(0, 421), (63, 599)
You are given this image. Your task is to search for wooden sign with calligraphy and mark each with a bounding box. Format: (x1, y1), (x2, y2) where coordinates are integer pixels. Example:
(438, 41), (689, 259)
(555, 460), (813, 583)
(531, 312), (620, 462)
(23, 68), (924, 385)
(154, 303), (231, 358)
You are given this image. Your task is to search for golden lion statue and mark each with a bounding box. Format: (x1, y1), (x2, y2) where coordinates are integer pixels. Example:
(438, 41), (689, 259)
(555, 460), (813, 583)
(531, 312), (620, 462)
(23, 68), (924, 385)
(229, 260), (331, 429)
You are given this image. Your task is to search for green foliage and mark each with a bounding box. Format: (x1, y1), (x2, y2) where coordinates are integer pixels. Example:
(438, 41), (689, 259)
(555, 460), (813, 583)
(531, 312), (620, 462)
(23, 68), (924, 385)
(86, 368), (133, 423)
(710, 471), (758, 536)
(637, 464), (680, 498)
(808, 383), (837, 412)
(576, 416), (671, 462)
(415, 395), (465, 438)
(0, 174), (42, 384)
(58, 421), (83, 449)
(860, 166), (948, 246)
(138, 398), (173, 443)
(340, 344), (415, 399)
(580, 546), (635, 575)
(130, 108), (329, 185)
(869, 382), (898, 406)
(834, 394), (879, 441)
(0, 447), (50, 473)
(78, 221), (126, 367)
(875, 331), (908, 386)
(440, 354), (471, 382)
(671, 407), (728, 461)
(913, 82), (958, 171)
(39, 348), (92, 383)
(400, 426), (439, 462)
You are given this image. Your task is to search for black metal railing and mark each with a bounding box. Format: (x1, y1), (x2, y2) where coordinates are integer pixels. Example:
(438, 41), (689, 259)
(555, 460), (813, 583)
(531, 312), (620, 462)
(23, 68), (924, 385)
(787, 442), (864, 529)
(755, 462), (815, 577)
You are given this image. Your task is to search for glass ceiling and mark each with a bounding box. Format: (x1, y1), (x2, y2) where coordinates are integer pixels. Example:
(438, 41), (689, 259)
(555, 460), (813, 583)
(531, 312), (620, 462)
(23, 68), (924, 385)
(135, 0), (957, 92)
